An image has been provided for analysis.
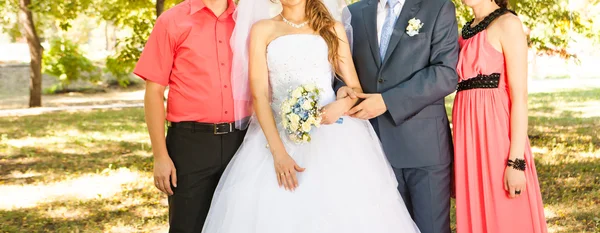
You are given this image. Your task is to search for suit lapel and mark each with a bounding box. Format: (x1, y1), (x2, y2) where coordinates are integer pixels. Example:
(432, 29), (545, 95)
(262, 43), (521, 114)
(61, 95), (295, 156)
(362, 0), (381, 68)
(382, 0), (422, 64)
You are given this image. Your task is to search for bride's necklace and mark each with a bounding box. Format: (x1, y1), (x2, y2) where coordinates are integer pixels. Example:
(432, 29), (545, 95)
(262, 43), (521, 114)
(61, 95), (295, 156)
(280, 14), (308, 29)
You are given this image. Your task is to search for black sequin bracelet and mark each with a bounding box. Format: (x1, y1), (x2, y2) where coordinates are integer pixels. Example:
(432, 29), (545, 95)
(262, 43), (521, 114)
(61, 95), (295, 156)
(507, 158), (526, 171)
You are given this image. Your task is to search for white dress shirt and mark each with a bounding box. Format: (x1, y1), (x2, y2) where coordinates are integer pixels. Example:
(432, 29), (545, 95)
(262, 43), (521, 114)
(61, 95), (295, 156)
(377, 0), (405, 44)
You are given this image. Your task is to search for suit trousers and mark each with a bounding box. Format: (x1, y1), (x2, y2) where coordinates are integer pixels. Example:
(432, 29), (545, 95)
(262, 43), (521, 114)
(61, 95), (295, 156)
(393, 163), (452, 233)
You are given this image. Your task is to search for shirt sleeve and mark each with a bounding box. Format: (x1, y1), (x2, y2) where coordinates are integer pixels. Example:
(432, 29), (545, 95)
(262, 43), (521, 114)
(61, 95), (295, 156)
(133, 17), (175, 86)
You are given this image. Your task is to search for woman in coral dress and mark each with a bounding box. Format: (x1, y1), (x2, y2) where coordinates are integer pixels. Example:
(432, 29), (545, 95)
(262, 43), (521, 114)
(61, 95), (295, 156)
(452, 0), (548, 232)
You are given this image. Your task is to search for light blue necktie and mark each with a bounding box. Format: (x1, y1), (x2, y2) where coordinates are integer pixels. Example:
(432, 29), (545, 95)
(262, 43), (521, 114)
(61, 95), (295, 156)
(380, 0), (400, 62)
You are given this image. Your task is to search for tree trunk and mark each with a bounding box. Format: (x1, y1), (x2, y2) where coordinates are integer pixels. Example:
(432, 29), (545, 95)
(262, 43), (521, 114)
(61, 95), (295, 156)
(105, 21), (109, 51)
(156, 0), (165, 18)
(18, 0), (43, 107)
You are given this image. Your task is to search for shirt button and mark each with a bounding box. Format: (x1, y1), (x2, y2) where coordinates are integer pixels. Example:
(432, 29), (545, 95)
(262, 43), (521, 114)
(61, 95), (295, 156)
(225, 111), (228, 114)
(218, 40), (223, 43)
(224, 85), (228, 88)
(221, 63), (225, 66)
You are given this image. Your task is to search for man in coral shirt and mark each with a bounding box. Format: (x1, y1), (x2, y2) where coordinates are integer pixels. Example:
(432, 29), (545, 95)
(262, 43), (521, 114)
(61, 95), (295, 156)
(134, 0), (243, 232)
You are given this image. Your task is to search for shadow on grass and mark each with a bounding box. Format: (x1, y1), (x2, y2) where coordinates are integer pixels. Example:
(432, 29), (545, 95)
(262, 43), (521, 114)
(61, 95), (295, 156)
(536, 158), (600, 203)
(528, 114), (600, 155)
(0, 88), (598, 232)
(0, 188), (166, 232)
(528, 88), (600, 114)
(0, 108), (146, 140)
(536, 157), (600, 232)
(0, 141), (153, 185)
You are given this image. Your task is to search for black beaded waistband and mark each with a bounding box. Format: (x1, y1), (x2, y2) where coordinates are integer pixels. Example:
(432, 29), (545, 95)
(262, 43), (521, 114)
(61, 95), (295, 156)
(457, 73), (500, 92)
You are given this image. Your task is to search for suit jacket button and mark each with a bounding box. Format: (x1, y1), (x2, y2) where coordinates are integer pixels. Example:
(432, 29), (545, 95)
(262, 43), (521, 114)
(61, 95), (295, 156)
(378, 79), (384, 83)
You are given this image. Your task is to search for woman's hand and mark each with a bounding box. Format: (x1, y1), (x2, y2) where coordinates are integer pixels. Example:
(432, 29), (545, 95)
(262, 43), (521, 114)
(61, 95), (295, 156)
(321, 100), (347, 125)
(504, 166), (526, 198)
(273, 151), (306, 191)
(336, 86), (358, 100)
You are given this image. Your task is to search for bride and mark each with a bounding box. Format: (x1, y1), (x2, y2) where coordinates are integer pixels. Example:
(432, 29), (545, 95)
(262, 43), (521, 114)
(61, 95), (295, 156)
(201, 0), (420, 232)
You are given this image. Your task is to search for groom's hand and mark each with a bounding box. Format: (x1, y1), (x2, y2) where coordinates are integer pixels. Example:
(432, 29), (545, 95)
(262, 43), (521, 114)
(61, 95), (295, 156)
(154, 154), (177, 195)
(347, 93), (387, 120)
(336, 86), (358, 100)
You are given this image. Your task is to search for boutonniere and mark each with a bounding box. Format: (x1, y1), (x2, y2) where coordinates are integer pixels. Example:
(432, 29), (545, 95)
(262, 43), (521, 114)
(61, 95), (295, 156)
(406, 18), (424, 37)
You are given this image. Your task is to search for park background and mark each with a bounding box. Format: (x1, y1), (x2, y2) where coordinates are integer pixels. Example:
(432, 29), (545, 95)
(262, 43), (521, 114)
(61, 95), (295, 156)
(0, 0), (599, 232)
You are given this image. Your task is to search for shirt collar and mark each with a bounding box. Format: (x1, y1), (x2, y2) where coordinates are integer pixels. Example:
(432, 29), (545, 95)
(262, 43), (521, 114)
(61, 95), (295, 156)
(378, 0), (405, 9)
(190, 0), (236, 16)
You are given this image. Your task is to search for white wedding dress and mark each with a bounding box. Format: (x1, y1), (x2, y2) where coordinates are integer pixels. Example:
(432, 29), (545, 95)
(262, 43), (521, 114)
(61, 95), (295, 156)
(202, 34), (420, 233)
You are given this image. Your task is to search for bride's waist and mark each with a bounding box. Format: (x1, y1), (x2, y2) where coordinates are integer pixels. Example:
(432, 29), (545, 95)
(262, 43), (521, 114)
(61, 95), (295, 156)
(246, 115), (366, 147)
(271, 91), (336, 106)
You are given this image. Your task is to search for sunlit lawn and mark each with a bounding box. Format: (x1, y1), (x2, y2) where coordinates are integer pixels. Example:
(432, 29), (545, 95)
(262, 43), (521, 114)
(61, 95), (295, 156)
(1, 88), (599, 232)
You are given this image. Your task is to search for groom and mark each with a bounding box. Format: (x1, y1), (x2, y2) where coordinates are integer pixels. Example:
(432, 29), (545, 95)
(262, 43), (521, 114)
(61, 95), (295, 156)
(340, 0), (459, 232)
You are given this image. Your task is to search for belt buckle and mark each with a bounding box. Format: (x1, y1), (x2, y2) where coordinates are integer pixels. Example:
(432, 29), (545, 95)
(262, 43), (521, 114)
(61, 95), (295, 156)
(213, 123), (232, 135)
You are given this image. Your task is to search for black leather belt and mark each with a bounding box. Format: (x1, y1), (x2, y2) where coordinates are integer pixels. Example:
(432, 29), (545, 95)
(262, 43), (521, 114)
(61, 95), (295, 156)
(168, 121), (238, 135)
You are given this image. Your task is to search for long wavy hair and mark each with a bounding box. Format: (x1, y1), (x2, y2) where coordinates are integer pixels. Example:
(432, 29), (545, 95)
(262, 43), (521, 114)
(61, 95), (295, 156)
(305, 0), (341, 73)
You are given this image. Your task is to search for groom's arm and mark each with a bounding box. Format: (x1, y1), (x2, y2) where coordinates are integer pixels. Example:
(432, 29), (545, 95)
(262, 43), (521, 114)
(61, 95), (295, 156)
(381, 0), (459, 125)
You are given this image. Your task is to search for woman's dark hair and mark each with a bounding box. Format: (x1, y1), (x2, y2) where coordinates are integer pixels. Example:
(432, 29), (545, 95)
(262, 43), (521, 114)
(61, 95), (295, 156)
(494, 0), (508, 8)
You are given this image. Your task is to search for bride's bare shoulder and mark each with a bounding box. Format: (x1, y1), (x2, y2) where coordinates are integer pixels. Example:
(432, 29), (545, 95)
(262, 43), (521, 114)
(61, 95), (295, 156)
(251, 19), (278, 35)
(251, 18), (289, 45)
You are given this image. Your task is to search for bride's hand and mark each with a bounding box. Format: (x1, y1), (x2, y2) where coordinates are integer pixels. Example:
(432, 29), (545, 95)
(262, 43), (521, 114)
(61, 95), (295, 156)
(321, 100), (347, 125)
(336, 86), (358, 100)
(273, 151), (306, 191)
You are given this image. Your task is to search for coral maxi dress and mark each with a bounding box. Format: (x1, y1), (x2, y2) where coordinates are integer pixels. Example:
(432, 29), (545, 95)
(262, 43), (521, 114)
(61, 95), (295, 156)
(452, 8), (547, 233)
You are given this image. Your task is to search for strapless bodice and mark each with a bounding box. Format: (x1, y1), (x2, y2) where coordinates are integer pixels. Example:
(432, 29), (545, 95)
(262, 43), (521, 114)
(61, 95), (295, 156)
(266, 34), (336, 118)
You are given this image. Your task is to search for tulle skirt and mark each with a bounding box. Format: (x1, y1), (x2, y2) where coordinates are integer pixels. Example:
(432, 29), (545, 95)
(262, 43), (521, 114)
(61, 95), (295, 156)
(202, 116), (420, 233)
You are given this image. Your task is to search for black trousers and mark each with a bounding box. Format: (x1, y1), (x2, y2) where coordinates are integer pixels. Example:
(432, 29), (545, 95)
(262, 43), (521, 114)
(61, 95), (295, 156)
(165, 126), (246, 233)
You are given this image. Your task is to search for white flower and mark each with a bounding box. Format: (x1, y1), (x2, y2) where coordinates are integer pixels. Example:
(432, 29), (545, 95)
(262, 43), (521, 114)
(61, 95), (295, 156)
(282, 117), (290, 128)
(289, 113), (300, 122)
(313, 118), (321, 127)
(288, 114), (300, 131)
(302, 99), (313, 110)
(407, 29), (419, 37)
(304, 84), (316, 92)
(301, 121), (313, 132)
(306, 116), (316, 124)
(281, 100), (293, 113)
(290, 121), (299, 131)
(406, 18), (423, 37)
(292, 88), (303, 98)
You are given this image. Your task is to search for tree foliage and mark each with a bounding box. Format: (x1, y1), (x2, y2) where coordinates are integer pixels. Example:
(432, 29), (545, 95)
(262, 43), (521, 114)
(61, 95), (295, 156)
(42, 38), (101, 88)
(452, 0), (599, 59)
(0, 0), (183, 105)
(1, 0), (100, 106)
(1, 0), (598, 102)
(97, 0), (184, 86)
(97, 0), (155, 86)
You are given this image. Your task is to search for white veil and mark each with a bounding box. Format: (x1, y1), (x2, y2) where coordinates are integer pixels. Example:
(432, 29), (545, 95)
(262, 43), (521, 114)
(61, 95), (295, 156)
(231, 0), (353, 130)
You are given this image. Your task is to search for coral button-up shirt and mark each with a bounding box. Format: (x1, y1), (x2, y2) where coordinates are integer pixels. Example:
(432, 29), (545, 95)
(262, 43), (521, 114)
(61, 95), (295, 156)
(134, 0), (236, 123)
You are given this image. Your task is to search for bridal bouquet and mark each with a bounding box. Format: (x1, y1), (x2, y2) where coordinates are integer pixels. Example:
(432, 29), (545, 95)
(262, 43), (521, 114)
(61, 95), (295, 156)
(280, 84), (322, 144)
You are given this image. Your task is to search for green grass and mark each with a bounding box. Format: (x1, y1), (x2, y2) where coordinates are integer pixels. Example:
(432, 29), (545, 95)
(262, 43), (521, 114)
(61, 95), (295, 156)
(0, 109), (166, 232)
(1, 88), (599, 232)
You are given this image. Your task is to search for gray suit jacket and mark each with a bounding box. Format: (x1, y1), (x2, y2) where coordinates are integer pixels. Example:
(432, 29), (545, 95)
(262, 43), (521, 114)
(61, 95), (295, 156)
(347, 0), (459, 168)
